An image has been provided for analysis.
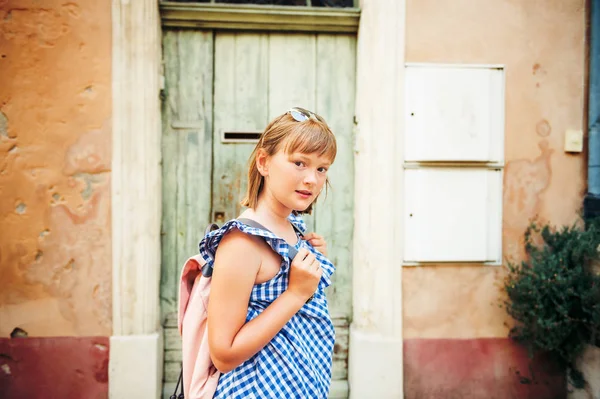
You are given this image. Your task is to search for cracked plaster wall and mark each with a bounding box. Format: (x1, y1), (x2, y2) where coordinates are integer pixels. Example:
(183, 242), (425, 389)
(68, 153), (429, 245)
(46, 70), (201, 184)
(0, 0), (112, 337)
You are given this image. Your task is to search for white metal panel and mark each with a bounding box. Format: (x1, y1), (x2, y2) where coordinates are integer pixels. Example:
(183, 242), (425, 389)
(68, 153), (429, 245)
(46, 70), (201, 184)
(486, 168), (503, 264)
(403, 168), (502, 263)
(405, 65), (505, 163)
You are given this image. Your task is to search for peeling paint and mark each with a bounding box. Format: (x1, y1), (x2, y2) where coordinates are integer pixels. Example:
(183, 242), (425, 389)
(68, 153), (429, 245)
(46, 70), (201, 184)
(536, 119), (551, 137)
(10, 327), (28, 338)
(74, 173), (101, 200)
(0, 0), (112, 337)
(1, 7), (72, 47)
(0, 111), (7, 137)
(503, 141), (553, 260)
(64, 124), (111, 176)
(16, 181), (112, 336)
(94, 343), (107, 352)
(64, 259), (74, 271)
(62, 3), (81, 19)
(15, 203), (25, 214)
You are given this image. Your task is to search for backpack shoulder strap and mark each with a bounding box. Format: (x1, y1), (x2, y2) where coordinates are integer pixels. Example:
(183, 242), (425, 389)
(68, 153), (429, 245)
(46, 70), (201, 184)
(237, 218), (299, 259)
(205, 223), (220, 236)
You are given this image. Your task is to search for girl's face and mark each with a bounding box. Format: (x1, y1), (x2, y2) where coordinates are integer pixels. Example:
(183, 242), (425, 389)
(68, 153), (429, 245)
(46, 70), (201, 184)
(258, 148), (331, 213)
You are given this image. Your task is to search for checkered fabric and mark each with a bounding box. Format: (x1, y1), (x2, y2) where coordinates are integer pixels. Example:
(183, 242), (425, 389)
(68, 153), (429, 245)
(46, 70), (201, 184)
(198, 214), (336, 399)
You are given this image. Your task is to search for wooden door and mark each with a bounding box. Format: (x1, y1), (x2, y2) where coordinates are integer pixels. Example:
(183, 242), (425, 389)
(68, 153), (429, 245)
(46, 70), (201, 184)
(160, 29), (355, 398)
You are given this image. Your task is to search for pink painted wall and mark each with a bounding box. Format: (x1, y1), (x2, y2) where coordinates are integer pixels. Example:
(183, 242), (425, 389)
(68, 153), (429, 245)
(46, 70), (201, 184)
(403, 1), (586, 396)
(403, 0), (587, 340)
(404, 338), (565, 398)
(0, 0), (112, 337)
(0, 337), (109, 398)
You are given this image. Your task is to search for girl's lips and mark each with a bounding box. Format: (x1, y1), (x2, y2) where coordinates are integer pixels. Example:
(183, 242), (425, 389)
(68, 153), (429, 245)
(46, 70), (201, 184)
(296, 190), (312, 198)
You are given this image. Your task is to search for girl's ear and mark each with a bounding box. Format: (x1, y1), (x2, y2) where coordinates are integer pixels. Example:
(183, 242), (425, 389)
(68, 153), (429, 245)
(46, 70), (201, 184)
(256, 149), (269, 177)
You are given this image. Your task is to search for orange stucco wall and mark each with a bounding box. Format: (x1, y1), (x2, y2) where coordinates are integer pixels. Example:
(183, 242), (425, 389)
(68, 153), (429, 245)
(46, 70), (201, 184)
(0, 0), (112, 337)
(403, 0), (587, 339)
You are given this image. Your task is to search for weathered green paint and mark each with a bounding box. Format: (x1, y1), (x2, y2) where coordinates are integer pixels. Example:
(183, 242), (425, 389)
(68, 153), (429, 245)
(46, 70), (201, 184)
(314, 33), (356, 381)
(212, 32), (270, 223)
(160, 30), (214, 323)
(268, 33), (318, 232)
(160, 30), (356, 395)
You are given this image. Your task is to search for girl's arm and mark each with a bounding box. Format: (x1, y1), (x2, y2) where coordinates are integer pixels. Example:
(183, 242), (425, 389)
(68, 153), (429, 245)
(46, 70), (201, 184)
(207, 229), (321, 373)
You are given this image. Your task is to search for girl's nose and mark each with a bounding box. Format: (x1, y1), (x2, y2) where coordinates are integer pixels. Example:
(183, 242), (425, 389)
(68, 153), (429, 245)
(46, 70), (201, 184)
(303, 170), (318, 185)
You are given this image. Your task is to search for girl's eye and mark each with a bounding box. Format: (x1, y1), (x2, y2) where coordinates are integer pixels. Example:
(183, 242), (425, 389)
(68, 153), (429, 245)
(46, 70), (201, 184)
(294, 161), (305, 167)
(317, 167), (328, 173)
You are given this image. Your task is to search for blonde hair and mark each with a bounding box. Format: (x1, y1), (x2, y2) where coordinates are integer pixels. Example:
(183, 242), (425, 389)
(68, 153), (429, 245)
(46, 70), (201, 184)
(241, 111), (337, 214)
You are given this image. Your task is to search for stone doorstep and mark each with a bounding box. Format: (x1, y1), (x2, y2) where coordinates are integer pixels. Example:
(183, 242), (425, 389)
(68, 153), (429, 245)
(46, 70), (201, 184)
(161, 379), (349, 399)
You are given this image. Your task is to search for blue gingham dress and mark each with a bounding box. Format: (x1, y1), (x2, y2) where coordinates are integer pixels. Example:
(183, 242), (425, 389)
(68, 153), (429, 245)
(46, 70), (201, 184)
(198, 214), (336, 399)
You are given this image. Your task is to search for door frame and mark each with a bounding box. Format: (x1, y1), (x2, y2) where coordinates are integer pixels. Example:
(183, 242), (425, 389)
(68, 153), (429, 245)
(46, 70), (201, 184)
(110, 1), (406, 398)
(160, 2), (360, 33)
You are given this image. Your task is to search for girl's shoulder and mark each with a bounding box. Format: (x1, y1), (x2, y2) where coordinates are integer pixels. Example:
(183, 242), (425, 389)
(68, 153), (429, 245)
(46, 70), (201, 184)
(199, 218), (276, 267)
(210, 228), (264, 276)
(208, 218), (280, 243)
(216, 227), (262, 252)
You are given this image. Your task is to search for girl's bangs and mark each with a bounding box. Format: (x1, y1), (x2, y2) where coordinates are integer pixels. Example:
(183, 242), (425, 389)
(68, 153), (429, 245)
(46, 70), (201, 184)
(282, 122), (337, 162)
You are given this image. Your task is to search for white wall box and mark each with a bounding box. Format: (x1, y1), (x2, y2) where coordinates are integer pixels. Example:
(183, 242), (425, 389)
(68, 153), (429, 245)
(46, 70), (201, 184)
(403, 167), (503, 263)
(405, 64), (505, 163)
(403, 64), (505, 264)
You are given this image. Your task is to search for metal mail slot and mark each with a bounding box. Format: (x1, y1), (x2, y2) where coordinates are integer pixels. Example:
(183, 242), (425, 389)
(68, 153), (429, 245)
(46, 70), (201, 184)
(222, 131), (262, 143)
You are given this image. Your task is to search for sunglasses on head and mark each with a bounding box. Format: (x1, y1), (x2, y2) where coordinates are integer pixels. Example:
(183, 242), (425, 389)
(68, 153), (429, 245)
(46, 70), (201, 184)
(288, 107), (326, 124)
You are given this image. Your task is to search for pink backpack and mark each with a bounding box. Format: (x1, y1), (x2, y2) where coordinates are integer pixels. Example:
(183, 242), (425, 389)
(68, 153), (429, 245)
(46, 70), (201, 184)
(174, 224), (221, 399)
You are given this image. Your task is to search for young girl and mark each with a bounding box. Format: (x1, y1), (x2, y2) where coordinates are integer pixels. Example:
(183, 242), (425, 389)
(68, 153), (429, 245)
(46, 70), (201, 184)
(200, 107), (337, 398)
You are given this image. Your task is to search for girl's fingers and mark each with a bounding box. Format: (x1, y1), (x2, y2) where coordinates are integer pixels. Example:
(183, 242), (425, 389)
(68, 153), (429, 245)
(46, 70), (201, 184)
(313, 260), (321, 272)
(304, 232), (323, 241)
(308, 237), (322, 245)
(310, 241), (326, 251)
(302, 253), (316, 267)
(294, 247), (310, 263)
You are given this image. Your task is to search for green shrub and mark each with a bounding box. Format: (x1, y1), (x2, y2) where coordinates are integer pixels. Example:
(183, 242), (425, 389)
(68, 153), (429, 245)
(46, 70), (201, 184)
(503, 218), (600, 388)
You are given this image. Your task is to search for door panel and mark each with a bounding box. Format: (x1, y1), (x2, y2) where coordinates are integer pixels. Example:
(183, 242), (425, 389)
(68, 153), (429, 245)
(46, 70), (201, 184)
(161, 29), (355, 398)
(212, 32), (319, 232)
(314, 34), (356, 382)
(266, 34), (318, 232)
(212, 33), (270, 224)
(160, 29), (214, 384)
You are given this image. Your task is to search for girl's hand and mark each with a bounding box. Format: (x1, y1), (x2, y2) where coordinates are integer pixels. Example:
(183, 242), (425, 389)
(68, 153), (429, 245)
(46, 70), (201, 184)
(288, 247), (322, 302)
(303, 232), (327, 256)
